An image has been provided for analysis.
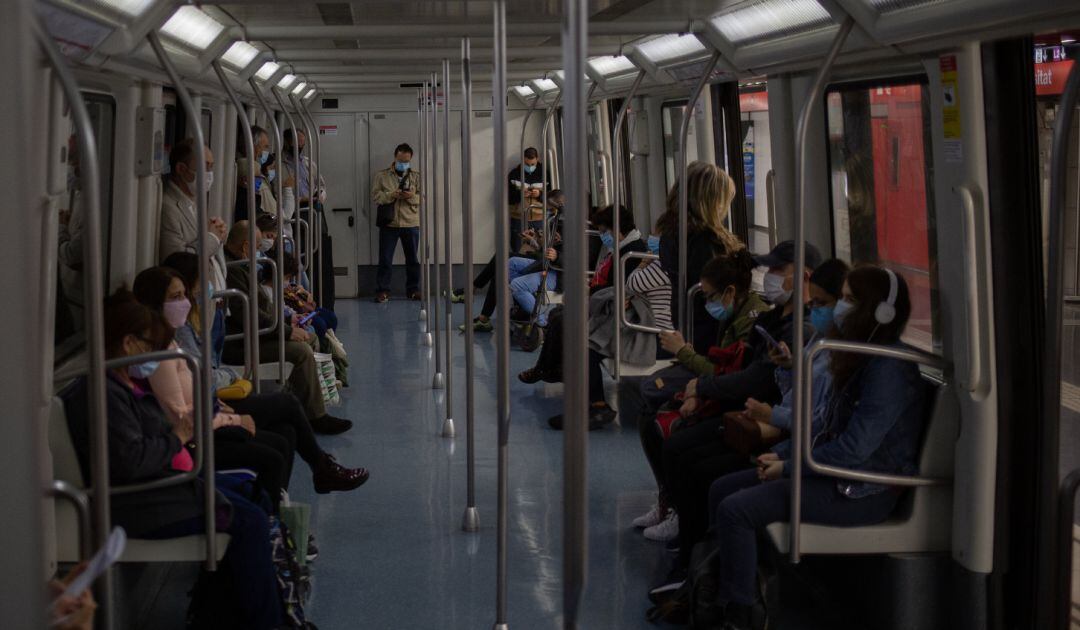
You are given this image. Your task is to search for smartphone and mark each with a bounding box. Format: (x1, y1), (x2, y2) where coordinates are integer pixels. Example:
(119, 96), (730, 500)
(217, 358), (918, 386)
(754, 325), (781, 350)
(297, 312), (317, 326)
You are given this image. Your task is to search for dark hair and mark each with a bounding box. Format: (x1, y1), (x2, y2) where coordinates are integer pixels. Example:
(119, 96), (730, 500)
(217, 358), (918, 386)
(283, 128), (304, 148)
(282, 251), (300, 278)
(169, 138), (196, 174)
(829, 265), (912, 389)
(592, 204), (636, 234)
(548, 189), (566, 207)
(524, 147), (539, 160)
(255, 213), (279, 233)
(394, 143), (413, 156)
(251, 125), (268, 140)
(161, 251), (199, 295)
(103, 289), (172, 359)
(809, 258), (849, 301)
(132, 266), (184, 313)
(700, 249), (755, 298)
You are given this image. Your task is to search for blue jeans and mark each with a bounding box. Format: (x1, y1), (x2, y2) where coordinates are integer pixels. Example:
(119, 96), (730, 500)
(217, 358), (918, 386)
(508, 256), (556, 325)
(377, 226), (420, 293)
(707, 469), (899, 606)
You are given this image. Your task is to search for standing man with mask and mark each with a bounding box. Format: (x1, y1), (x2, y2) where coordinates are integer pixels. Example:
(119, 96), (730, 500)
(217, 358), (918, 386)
(507, 147), (551, 253)
(283, 128), (334, 310)
(235, 126), (272, 222)
(371, 143), (421, 303)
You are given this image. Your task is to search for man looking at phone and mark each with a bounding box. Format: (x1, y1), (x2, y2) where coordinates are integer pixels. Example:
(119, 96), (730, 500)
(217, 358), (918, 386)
(372, 143), (422, 303)
(507, 147), (552, 253)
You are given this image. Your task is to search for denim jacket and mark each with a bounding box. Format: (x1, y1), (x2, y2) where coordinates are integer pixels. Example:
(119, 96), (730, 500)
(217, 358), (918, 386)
(784, 347), (930, 498)
(770, 345), (831, 459)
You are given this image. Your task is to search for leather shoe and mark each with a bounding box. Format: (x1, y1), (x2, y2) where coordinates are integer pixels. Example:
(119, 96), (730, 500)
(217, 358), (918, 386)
(311, 414), (353, 435)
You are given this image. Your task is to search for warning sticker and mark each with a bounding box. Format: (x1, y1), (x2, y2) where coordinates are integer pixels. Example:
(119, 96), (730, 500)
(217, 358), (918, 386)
(939, 55), (963, 163)
(319, 125), (337, 136)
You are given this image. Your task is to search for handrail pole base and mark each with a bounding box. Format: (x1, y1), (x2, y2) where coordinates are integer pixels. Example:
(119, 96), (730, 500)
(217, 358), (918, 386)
(433, 371), (445, 389)
(441, 416), (456, 438)
(462, 506), (480, 533)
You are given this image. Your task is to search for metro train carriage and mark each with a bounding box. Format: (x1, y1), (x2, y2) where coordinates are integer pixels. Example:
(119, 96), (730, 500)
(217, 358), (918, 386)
(8, 0), (1080, 628)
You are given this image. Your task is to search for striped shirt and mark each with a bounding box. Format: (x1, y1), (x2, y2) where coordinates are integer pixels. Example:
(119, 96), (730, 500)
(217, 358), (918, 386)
(627, 260), (672, 330)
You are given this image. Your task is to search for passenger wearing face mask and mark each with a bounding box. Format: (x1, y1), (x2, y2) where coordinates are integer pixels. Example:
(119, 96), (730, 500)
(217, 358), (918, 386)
(257, 152), (279, 216)
(234, 126), (272, 222)
(60, 290), (286, 629)
(507, 146), (552, 253)
(371, 142), (422, 303)
(705, 265), (930, 630)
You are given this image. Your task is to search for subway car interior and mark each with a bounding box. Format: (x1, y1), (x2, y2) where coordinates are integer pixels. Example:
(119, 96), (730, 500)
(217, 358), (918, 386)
(6, 0), (1080, 628)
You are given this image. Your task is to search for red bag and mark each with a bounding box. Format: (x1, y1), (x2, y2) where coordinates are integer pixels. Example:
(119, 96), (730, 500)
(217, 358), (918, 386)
(654, 392), (726, 439)
(707, 340), (748, 375)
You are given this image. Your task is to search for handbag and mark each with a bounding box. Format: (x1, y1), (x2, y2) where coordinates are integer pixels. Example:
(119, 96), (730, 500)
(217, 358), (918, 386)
(376, 169), (410, 227)
(215, 377), (253, 401)
(707, 340), (748, 375)
(720, 410), (786, 456)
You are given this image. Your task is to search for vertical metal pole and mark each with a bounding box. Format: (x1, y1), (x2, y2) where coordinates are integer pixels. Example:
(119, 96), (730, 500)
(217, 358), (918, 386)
(492, 2), (510, 627)
(147, 32), (217, 571)
(789, 17), (854, 564)
(423, 81), (435, 346)
(461, 37), (479, 531)
(291, 94), (316, 277)
(562, 0), (588, 627)
(432, 70), (445, 389)
(676, 51), (721, 337)
(272, 89), (303, 284)
(441, 58), (456, 437)
(213, 62), (260, 391)
(611, 70), (647, 382)
(297, 98), (324, 307)
(418, 85), (430, 328)
(1044, 54), (1080, 630)
(249, 79), (288, 383)
(37, 25), (113, 627)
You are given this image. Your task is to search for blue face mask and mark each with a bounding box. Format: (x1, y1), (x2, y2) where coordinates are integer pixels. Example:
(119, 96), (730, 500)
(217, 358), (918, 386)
(395, 161), (410, 172)
(810, 305), (835, 334)
(267, 169), (276, 183)
(128, 361), (160, 379)
(705, 300), (730, 321)
(258, 150), (270, 165)
(524, 163), (537, 174)
(647, 234), (661, 255)
(254, 177), (263, 192)
(832, 299), (855, 330)
(600, 231), (615, 249)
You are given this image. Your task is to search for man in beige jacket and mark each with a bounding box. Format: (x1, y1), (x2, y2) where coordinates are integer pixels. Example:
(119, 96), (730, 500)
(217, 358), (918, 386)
(371, 143), (421, 303)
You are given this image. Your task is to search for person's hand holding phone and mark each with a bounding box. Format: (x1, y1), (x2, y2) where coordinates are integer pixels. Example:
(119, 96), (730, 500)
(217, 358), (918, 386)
(659, 329), (689, 355)
(744, 398), (773, 424)
(769, 340), (792, 368)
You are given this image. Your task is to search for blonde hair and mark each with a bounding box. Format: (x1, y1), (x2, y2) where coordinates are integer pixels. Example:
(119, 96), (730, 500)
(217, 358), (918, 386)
(657, 161), (742, 254)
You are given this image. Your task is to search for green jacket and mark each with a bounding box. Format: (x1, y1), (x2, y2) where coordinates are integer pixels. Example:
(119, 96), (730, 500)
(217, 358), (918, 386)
(675, 292), (770, 376)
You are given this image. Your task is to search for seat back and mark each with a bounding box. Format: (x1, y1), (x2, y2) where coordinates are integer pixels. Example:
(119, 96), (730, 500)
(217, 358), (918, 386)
(50, 396), (85, 487)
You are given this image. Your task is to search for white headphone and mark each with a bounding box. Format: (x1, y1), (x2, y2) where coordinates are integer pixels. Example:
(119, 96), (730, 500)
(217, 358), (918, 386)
(875, 268), (898, 325)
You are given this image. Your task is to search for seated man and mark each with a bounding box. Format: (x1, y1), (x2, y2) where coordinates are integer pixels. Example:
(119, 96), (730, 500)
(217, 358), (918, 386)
(220, 221), (352, 435)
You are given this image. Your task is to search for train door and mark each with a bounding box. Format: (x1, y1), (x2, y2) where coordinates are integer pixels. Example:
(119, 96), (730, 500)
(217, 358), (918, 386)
(313, 112), (363, 297)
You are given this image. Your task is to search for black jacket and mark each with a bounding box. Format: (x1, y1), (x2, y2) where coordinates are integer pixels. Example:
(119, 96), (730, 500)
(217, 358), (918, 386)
(507, 163), (552, 206)
(659, 229), (732, 351)
(61, 373), (208, 537)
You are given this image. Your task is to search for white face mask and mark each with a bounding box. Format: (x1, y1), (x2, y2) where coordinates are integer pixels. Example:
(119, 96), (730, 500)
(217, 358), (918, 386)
(204, 171), (214, 191)
(258, 238), (274, 253)
(762, 272), (792, 305)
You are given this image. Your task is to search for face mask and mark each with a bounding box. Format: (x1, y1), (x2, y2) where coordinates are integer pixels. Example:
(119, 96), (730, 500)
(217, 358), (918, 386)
(762, 272), (792, 305)
(646, 235), (661, 255)
(705, 300), (730, 321)
(258, 150), (270, 165)
(204, 171), (214, 191)
(833, 299), (855, 330)
(810, 305), (835, 334)
(128, 361), (160, 380)
(259, 238), (274, 253)
(254, 177), (263, 193)
(163, 298), (192, 328)
(524, 163), (537, 174)
(395, 161), (410, 172)
(267, 169), (277, 183)
(600, 231), (615, 249)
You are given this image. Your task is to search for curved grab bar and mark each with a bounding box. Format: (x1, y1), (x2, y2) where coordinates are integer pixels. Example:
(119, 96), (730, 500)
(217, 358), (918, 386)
(217, 289), (252, 376)
(618, 251), (666, 334)
(49, 480), (92, 562)
(955, 185), (983, 394)
(685, 282), (702, 347)
(269, 89), (304, 286)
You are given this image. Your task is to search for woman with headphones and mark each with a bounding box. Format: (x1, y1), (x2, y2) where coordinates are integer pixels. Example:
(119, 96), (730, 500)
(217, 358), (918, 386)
(694, 265), (933, 629)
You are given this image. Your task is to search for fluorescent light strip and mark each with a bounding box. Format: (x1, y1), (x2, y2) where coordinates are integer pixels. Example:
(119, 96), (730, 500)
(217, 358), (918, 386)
(712, 0), (833, 46)
(868, 0), (948, 12)
(256, 61), (280, 81)
(160, 5), (225, 51)
(95, 0), (157, 18)
(305, 89), (317, 99)
(222, 41), (260, 70)
(587, 55), (636, 78)
(532, 78), (558, 92)
(511, 85), (535, 98)
(292, 82), (308, 95)
(635, 33), (707, 64)
(278, 74), (297, 89)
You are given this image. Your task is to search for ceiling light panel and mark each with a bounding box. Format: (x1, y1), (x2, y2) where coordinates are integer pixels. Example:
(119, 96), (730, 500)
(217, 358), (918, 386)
(95, 0), (157, 18)
(635, 33), (707, 64)
(222, 41), (260, 70)
(712, 0), (834, 46)
(532, 78), (558, 92)
(305, 89), (316, 99)
(292, 82), (308, 95)
(867, 0), (948, 12)
(255, 61), (280, 81)
(278, 74), (297, 89)
(587, 55), (636, 78)
(160, 5), (225, 51)
(511, 85), (535, 99)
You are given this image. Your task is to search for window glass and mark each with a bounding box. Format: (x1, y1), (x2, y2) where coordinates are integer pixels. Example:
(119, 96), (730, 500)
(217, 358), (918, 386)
(739, 86), (772, 254)
(826, 79), (940, 352)
(55, 92), (115, 361)
(661, 100), (699, 192)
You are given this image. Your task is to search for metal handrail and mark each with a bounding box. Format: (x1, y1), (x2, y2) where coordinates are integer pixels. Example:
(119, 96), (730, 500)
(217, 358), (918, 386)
(418, 83), (431, 335)
(676, 50), (722, 337)
(36, 21), (114, 622)
(298, 99), (324, 306)
(441, 57), (455, 438)
(788, 16), (855, 565)
(147, 31), (218, 571)
(50, 480), (91, 562)
(270, 89), (304, 284)
(765, 168), (777, 248)
(248, 77), (288, 384)
(297, 218), (312, 272)
(431, 69), (445, 390)
(217, 289), (251, 374)
(618, 252), (665, 334)
(686, 282), (702, 348)
(955, 185), (983, 394)
(211, 61), (261, 391)
(290, 93), (317, 283)
(222, 259), (280, 337)
(611, 69), (647, 382)
(461, 38), (479, 532)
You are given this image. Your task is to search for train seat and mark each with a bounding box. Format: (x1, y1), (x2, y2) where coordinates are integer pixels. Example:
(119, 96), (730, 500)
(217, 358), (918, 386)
(222, 361), (293, 380)
(602, 358), (675, 378)
(765, 380), (958, 556)
(48, 397), (229, 564)
(545, 290), (563, 306)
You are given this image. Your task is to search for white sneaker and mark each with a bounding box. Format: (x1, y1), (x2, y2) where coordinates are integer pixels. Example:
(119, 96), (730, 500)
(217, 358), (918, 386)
(643, 512), (679, 541)
(632, 503), (665, 529)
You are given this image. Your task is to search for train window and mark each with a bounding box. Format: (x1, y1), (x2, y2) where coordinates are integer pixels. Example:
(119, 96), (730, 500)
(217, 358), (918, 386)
(55, 92), (116, 361)
(825, 78), (940, 352)
(661, 100), (700, 192)
(739, 85), (771, 253)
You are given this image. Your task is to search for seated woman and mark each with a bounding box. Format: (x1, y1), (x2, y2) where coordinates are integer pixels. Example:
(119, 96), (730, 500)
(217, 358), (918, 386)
(157, 254), (369, 494)
(648, 258), (849, 599)
(280, 253), (339, 342)
(703, 266), (930, 630)
(61, 290), (285, 629)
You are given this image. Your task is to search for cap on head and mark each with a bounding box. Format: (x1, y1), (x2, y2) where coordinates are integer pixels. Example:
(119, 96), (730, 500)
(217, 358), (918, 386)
(752, 240), (822, 270)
